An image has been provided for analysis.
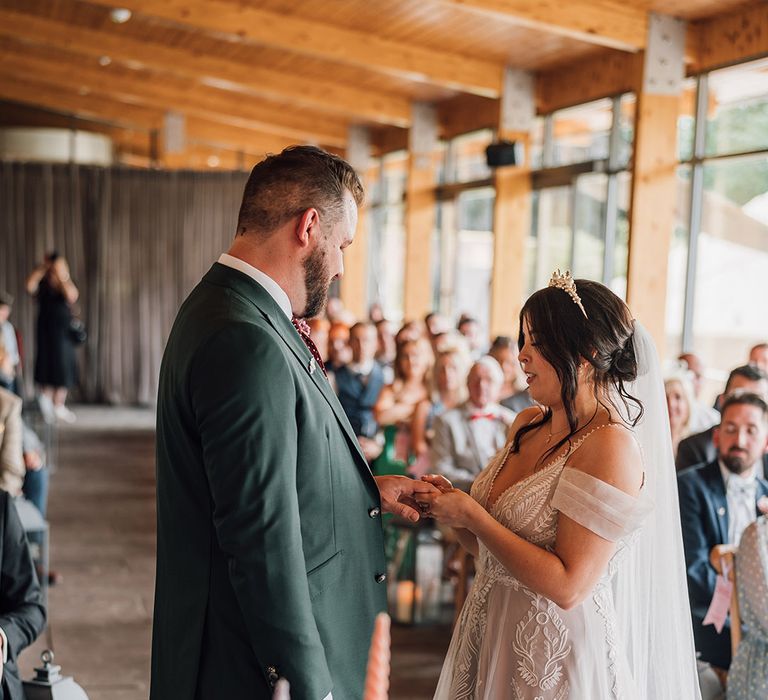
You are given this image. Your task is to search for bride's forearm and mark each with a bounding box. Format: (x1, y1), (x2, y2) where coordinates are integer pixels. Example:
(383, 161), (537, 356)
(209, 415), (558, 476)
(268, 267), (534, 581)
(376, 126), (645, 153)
(468, 509), (582, 609)
(453, 527), (478, 557)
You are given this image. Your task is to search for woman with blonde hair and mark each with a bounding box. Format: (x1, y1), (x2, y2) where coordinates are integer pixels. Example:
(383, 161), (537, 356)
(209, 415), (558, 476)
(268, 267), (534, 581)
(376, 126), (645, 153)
(665, 369), (695, 458)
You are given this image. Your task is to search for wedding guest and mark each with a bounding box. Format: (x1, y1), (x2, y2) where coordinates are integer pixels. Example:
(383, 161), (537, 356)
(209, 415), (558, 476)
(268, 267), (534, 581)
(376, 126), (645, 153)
(430, 357), (515, 492)
(411, 344), (471, 464)
(679, 393), (768, 676)
(489, 335), (535, 413)
(0, 490), (46, 699)
(374, 319), (396, 381)
(335, 322), (386, 461)
(326, 321), (351, 374)
(0, 292), (20, 395)
(374, 338), (432, 464)
(677, 365), (768, 472)
(26, 252), (79, 423)
(0, 387), (23, 497)
(679, 352), (721, 433)
(728, 516), (768, 700)
(749, 343), (768, 373)
(666, 371), (695, 457)
(457, 315), (484, 360)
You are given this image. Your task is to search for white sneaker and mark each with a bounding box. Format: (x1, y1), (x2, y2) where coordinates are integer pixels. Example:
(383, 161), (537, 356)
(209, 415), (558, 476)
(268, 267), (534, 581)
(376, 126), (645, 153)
(54, 404), (77, 424)
(38, 394), (55, 424)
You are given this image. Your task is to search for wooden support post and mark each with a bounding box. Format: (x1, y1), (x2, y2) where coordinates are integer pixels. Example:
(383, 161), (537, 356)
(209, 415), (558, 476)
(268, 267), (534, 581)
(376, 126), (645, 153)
(627, 13), (686, 358)
(403, 103), (438, 321)
(341, 125), (372, 320)
(490, 68), (534, 339)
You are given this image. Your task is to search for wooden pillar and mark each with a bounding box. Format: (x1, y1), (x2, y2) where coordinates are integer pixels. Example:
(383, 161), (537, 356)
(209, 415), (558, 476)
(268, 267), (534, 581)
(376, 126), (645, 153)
(627, 13), (686, 357)
(340, 124), (371, 320)
(403, 102), (438, 321)
(490, 68), (534, 339)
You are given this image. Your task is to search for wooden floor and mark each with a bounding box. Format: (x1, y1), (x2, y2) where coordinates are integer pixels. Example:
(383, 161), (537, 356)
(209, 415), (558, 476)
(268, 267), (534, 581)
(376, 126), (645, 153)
(18, 407), (451, 699)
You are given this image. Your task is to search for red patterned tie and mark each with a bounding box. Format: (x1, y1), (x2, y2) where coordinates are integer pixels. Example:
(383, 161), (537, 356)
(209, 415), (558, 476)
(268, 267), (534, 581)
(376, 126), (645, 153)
(291, 317), (328, 378)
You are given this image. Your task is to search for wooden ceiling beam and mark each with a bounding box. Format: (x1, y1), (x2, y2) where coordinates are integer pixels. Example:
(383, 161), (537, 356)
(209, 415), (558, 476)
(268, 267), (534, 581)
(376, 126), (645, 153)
(0, 75), (297, 156)
(536, 51), (644, 114)
(0, 45), (348, 147)
(83, 0), (504, 97)
(687, 3), (768, 75)
(0, 8), (410, 128)
(440, 0), (646, 52)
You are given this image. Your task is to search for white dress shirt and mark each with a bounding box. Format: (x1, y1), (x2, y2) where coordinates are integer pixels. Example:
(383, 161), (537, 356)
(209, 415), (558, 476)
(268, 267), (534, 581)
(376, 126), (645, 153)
(217, 254), (292, 320)
(720, 460), (759, 545)
(218, 255), (331, 700)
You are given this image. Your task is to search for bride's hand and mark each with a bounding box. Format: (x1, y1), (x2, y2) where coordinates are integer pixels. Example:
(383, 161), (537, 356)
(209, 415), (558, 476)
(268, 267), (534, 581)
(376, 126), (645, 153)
(421, 474), (453, 494)
(417, 489), (479, 529)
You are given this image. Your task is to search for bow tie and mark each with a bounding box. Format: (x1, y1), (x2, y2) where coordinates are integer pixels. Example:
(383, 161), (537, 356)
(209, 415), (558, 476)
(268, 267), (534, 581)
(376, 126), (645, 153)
(469, 412), (495, 422)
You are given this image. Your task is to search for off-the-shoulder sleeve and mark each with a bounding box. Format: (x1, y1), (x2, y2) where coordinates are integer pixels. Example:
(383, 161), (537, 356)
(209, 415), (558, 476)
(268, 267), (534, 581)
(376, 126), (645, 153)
(552, 467), (652, 541)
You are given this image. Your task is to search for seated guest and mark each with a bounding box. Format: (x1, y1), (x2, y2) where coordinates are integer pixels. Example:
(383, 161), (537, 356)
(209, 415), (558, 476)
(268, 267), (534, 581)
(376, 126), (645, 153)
(678, 393), (768, 676)
(677, 365), (768, 471)
(666, 370), (695, 457)
(430, 357), (515, 492)
(749, 343), (768, 373)
(325, 322), (351, 374)
(411, 345), (470, 462)
(0, 387), (23, 497)
(679, 352), (721, 433)
(488, 336), (534, 413)
(456, 315), (484, 360)
(374, 338), (432, 464)
(728, 515), (768, 700)
(0, 490), (46, 698)
(374, 319), (396, 383)
(0, 293), (20, 395)
(335, 323), (386, 461)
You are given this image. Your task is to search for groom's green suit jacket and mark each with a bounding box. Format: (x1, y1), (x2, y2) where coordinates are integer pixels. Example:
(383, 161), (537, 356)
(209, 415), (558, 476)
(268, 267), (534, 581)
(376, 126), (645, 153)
(150, 263), (387, 700)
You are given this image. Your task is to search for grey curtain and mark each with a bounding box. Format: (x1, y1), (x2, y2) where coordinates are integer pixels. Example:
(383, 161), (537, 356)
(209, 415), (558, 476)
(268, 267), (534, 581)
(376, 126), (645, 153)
(0, 162), (248, 404)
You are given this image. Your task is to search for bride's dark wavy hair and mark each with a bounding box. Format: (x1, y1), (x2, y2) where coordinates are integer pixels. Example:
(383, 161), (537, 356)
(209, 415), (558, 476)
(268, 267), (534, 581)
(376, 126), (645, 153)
(511, 279), (644, 458)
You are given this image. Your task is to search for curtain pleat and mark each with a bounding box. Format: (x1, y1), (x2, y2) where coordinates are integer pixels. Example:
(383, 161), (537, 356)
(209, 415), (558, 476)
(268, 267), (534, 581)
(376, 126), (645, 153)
(0, 163), (247, 405)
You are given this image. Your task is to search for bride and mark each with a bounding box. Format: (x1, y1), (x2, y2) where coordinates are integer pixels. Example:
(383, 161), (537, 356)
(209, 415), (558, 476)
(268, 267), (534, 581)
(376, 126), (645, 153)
(420, 273), (701, 699)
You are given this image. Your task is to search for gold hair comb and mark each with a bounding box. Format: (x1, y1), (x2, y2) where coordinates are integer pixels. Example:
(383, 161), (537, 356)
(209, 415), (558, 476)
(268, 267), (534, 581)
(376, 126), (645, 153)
(548, 269), (588, 319)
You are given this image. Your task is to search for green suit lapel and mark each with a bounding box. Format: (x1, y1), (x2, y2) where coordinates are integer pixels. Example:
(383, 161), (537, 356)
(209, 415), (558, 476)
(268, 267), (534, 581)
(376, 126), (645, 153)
(203, 264), (375, 483)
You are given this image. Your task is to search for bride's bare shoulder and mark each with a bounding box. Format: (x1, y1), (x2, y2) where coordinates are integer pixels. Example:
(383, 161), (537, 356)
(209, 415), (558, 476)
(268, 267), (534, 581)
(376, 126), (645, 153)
(567, 423), (643, 496)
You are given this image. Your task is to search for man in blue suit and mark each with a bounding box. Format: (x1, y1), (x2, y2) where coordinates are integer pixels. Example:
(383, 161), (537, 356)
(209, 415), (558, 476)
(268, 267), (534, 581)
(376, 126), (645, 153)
(678, 392), (768, 673)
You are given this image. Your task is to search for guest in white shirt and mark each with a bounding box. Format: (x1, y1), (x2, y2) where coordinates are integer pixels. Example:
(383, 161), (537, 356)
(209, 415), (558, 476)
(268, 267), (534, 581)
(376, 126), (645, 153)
(0, 292), (20, 394)
(679, 352), (721, 433)
(430, 356), (515, 492)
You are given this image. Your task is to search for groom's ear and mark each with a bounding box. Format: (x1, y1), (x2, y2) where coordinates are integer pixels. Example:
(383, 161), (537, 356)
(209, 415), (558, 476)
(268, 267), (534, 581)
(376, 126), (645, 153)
(294, 208), (319, 248)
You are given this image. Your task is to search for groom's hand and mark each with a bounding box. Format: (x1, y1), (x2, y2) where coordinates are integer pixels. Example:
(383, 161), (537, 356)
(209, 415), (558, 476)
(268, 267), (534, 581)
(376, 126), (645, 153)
(374, 475), (439, 522)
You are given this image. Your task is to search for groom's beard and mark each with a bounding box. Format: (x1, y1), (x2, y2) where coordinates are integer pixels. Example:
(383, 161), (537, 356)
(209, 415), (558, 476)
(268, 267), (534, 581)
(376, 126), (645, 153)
(302, 244), (331, 319)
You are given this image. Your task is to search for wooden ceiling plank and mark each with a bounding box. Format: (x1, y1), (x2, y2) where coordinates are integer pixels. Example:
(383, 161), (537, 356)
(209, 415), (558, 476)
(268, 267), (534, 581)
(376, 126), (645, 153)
(0, 74), (298, 155)
(82, 0), (504, 96)
(0, 8), (411, 127)
(0, 48), (348, 146)
(439, 0), (647, 52)
(688, 3), (768, 74)
(536, 51), (644, 114)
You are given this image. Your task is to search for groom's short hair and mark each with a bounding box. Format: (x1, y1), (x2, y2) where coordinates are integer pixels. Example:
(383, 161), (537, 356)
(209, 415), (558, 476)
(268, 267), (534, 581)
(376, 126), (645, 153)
(236, 145), (364, 238)
(720, 392), (768, 423)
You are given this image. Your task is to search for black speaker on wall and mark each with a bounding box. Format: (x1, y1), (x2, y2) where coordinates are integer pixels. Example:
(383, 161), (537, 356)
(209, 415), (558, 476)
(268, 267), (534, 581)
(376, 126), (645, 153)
(485, 140), (521, 167)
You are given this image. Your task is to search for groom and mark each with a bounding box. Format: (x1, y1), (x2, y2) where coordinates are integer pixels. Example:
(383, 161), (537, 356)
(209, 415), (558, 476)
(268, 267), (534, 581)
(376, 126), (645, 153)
(151, 146), (436, 700)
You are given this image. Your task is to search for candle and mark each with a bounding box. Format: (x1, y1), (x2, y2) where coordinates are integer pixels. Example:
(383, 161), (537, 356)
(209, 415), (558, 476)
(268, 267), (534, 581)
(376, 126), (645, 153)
(364, 613), (391, 700)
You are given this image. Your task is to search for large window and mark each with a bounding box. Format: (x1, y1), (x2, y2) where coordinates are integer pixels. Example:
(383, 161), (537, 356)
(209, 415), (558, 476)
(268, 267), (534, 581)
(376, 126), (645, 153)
(528, 96), (633, 296)
(368, 152), (407, 323)
(672, 57), (768, 396)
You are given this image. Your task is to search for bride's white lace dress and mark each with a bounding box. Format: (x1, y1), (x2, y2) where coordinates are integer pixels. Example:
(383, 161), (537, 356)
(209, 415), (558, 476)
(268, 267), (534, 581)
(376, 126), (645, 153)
(434, 426), (649, 700)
